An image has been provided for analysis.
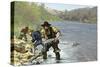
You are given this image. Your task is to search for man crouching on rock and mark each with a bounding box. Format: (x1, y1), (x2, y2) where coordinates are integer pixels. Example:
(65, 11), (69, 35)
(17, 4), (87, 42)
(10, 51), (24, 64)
(41, 21), (61, 60)
(18, 26), (29, 41)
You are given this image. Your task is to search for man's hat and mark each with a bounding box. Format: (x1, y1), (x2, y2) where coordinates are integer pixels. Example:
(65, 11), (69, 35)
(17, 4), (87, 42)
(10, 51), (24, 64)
(41, 21), (51, 27)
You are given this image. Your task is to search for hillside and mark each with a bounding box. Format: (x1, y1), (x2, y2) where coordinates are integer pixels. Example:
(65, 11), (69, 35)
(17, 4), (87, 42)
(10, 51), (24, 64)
(13, 2), (61, 35)
(46, 7), (97, 23)
(12, 2), (97, 36)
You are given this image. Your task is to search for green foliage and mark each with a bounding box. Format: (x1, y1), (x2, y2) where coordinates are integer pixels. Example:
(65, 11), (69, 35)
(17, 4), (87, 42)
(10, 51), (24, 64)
(58, 7), (97, 23)
(13, 2), (61, 36)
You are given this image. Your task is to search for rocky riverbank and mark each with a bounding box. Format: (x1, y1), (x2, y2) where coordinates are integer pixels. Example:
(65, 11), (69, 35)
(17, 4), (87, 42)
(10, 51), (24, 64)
(11, 36), (43, 66)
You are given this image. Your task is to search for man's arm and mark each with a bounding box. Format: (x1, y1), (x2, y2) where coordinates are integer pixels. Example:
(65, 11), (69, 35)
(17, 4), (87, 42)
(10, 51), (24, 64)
(56, 31), (61, 39)
(52, 27), (61, 40)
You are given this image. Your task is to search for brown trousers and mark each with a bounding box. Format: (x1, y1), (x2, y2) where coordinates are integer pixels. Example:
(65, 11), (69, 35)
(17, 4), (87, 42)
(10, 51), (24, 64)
(42, 40), (60, 60)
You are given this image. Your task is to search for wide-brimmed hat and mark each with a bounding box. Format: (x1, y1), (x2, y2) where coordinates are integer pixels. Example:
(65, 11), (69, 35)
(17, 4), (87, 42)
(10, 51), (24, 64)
(41, 21), (51, 27)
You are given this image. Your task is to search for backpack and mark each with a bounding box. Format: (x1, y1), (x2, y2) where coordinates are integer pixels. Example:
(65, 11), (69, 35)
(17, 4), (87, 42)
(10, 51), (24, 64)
(31, 31), (42, 47)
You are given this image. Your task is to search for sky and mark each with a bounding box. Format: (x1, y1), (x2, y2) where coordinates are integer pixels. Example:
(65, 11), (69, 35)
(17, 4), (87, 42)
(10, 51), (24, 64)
(44, 3), (94, 11)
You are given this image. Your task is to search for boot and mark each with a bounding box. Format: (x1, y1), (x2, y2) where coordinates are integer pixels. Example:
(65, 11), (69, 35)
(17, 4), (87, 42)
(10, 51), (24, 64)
(43, 52), (47, 59)
(55, 52), (60, 60)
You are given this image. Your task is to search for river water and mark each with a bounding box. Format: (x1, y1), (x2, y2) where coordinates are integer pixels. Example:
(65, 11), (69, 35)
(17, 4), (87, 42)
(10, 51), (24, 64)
(31, 21), (97, 65)
(40, 21), (97, 64)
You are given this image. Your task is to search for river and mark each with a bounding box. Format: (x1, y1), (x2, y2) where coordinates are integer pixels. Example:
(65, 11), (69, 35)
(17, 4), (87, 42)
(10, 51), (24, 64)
(30, 21), (97, 65)
(39, 21), (97, 64)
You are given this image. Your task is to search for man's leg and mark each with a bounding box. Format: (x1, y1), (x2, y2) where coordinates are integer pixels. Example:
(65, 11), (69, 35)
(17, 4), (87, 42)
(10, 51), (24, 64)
(52, 40), (60, 60)
(42, 51), (47, 59)
(42, 43), (51, 59)
(55, 52), (60, 60)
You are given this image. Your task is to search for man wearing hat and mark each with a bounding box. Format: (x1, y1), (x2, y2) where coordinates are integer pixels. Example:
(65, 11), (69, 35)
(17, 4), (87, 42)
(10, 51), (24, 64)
(41, 21), (61, 60)
(18, 26), (29, 41)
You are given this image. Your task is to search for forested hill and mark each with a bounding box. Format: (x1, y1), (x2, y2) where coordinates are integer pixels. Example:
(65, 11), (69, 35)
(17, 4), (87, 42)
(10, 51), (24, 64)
(14, 2), (61, 28)
(46, 7), (97, 23)
(12, 2), (97, 35)
(63, 7), (97, 23)
(13, 2), (61, 35)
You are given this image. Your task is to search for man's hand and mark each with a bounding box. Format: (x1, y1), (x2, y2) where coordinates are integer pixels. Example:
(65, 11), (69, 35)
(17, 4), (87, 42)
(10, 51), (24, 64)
(54, 37), (58, 42)
(56, 32), (61, 39)
(54, 31), (61, 42)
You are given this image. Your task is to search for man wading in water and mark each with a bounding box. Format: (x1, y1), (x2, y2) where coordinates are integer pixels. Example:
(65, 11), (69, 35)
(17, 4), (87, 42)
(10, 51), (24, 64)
(41, 21), (61, 60)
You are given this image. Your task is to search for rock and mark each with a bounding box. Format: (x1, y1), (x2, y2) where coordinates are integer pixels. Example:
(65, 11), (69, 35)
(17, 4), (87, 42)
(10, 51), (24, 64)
(72, 42), (80, 47)
(11, 38), (35, 65)
(36, 61), (40, 64)
(11, 37), (44, 66)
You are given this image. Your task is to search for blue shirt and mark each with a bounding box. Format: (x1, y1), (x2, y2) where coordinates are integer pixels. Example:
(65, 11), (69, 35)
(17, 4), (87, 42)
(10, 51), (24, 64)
(32, 31), (42, 46)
